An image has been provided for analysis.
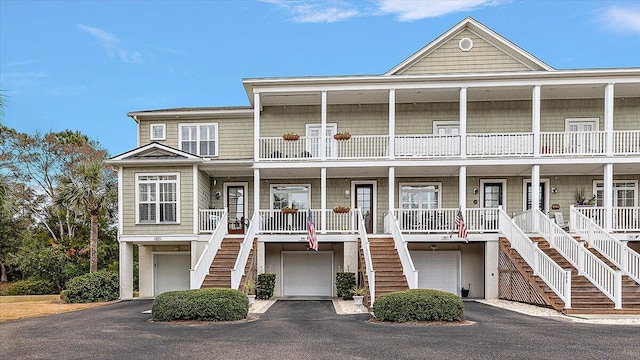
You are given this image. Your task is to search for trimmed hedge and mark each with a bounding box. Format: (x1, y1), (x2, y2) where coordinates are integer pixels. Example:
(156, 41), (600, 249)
(256, 273), (276, 300)
(62, 270), (119, 303)
(336, 272), (356, 300)
(5, 280), (57, 296)
(373, 289), (464, 323)
(152, 288), (249, 321)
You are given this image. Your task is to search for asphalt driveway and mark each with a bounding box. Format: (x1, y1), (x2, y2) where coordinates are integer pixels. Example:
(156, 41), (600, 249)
(1, 300), (638, 360)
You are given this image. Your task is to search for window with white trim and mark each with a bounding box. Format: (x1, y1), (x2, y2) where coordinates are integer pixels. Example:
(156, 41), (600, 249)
(149, 124), (166, 141)
(137, 174), (179, 224)
(179, 124), (218, 156)
(271, 185), (310, 210)
(433, 121), (459, 135)
(594, 181), (637, 207)
(400, 183), (441, 209)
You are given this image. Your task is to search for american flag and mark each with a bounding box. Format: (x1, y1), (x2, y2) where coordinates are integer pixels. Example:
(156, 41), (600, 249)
(455, 209), (469, 243)
(307, 209), (318, 251)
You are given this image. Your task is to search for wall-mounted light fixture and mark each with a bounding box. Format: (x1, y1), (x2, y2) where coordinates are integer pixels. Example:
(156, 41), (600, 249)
(473, 188), (478, 194)
(215, 191), (221, 199)
(551, 187), (558, 194)
(344, 189), (350, 199)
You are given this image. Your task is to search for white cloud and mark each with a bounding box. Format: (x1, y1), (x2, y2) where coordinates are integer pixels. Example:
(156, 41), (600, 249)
(600, 6), (640, 34)
(376, 0), (505, 21)
(77, 24), (142, 63)
(261, 0), (359, 23)
(1, 60), (39, 68)
(1, 70), (48, 79)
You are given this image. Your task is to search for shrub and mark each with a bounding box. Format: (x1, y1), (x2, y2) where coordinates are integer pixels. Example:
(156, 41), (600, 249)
(5, 279), (57, 295)
(152, 288), (249, 321)
(62, 270), (119, 303)
(373, 289), (464, 323)
(336, 272), (356, 300)
(256, 273), (276, 300)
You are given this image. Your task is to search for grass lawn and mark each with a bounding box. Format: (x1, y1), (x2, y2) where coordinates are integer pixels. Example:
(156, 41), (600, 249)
(0, 294), (109, 322)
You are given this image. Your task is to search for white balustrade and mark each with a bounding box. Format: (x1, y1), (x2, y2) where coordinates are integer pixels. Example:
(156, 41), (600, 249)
(575, 206), (640, 232)
(467, 133), (533, 157)
(395, 134), (460, 158)
(333, 135), (389, 159)
(358, 209), (376, 305)
(191, 211), (228, 289)
(393, 208), (498, 233)
(231, 212), (260, 290)
(613, 130), (640, 155)
(386, 212), (419, 290)
(540, 131), (606, 156)
(199, 209), (226, 233)
(258, 209), (356, 233)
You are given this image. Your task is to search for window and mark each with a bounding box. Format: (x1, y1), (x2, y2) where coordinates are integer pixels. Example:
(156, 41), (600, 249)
(306, 123), (337, 158)
(179, 124), (218, 156)
(433, 121), (460, 135)
(400, 183), (441, 209)
(594, 181), (637, 207)
(137, 174), (179, 224)
(271, 185), (310, 210)
(149, 124), (166, 141)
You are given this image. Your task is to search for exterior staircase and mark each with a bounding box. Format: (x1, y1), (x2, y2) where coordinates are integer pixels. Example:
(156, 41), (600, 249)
(201, 237), (243, 288)
(360, 237), (408, 298)
(586, 247), (640, 310)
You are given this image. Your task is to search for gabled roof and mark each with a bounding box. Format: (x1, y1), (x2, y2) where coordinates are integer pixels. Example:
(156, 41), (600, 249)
(106, 142), (203, 164)
(385, 17), (554, 76)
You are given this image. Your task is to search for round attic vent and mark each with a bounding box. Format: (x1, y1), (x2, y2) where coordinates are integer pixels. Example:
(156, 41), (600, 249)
(459, 37), (473, 52)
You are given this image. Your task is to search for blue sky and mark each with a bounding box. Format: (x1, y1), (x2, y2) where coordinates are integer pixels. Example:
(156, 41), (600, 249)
(1, 0), (639, 156)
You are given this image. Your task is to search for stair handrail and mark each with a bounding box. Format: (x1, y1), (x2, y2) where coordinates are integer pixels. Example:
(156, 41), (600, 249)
(231, 212), (260, 290)
(528, 209), (622, 309)
(190, 211), (228, 289)
(571, 206), (640, 285)
(498, 207), (572, 309)
(385, 212), (419, 289)
(357, 209), (376, 305)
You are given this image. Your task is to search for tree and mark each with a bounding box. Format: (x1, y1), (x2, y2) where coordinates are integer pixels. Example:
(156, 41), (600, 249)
(57, 161), (116, 272)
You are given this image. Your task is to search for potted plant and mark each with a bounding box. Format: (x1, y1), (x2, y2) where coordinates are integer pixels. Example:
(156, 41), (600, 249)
(283, 133), (300, 141)
(333, 131), (351, 141)
(281, 207), (298, 214)
(352, 286), (368, 306)
(461, 284), (470, 298)
(333, 206), (351, 214)
(242, 280), (256, 304)
(575, 188), (586, 205)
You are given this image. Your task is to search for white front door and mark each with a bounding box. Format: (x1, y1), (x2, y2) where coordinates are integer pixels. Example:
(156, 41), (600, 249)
(154, 254), (190, 296)
(566, 118), (599, 154)
(282, 251), (333, 296)
(306, 124), (337, 158)
(410, 250), (461, 296)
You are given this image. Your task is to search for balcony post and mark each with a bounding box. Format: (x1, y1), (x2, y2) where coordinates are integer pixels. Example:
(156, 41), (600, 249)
(531, 165), (540, 231)
(532, 85), (541, 156)
(459, 165), (467, 213)
(254, 168), (260, 218)
(604, 83), (614, 156)
(459, 87), (467, 158)
(389, 166), (395, 216)
(254, 92), (260, 161)
(604, 163), (613, 232)
(321, 167), (327, 234)
(389, 89), (396, 160)
(321, 90), (327, 161)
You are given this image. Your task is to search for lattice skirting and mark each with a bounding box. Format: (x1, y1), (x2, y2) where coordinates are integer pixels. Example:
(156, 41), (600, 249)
(498, 247), (548, 306)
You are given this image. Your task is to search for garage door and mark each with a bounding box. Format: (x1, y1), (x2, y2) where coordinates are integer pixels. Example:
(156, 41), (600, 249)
(410, 251), (460, 296)
(282, 251), (333, 297)
(154, 254), (191, 296)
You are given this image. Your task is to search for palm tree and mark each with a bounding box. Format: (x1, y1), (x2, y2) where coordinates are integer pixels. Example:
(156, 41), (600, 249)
(57, 161), (116, 272)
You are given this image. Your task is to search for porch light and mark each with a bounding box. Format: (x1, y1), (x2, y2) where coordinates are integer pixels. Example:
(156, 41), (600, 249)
(344, 189), (350, 198)
(552, 187), (558, 194)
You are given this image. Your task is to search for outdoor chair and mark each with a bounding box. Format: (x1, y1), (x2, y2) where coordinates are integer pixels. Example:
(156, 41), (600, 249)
(554, 212), (569, 230)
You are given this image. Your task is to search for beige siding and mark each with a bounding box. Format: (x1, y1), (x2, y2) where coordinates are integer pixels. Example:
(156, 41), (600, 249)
(613, 97), (640, 131)
(396, 102), (459, 135)
(198, 170), (210, 210)
(541, 99), (604, 131)
(122, 166), (194, 235)
(261, 105), (321, 137)
(399, 29), (531, 75)
(209, 178), (255, 215)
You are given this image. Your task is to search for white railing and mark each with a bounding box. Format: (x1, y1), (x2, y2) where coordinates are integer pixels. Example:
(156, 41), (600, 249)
(190, 211), (229, 289)
(574, 206), (640, 231)
(467, 133), (533, 157)
(259, 136), (318, 160)
(393, 208), (499, 233)
(571, 207), (640, 286)
(258, 209), (357, 233)
(333, 135), (389, 159)
(395, 134), (460, 158)
(230, 212), (260, 290)
(540, 131), (606, 156)
(199, 209), (226, 233)
(385, 212), (419, 290)
(528, 209), (622, 309)
(499, 208), (572, 308)
(357, 209), (376, 305)
(613, 130), (640, 155)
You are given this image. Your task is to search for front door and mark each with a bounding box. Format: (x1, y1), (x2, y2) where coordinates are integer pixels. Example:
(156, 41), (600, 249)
(355, 184), (374, 233)
(227, 185), (245, 234)
(483, 182), (504, 229)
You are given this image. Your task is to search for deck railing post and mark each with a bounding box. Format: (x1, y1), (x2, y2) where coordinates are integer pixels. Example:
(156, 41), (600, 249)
(532, 242), (540, 276)
(614, 270), (623, 309)
(564, 269), (572, 309)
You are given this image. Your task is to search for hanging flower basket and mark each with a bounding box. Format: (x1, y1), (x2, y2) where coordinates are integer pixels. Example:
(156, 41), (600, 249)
(281, 207), (298, 214)
(283, 133), (300, 141)
(333, 132), (351, 141)
(333, 206), (351, 214)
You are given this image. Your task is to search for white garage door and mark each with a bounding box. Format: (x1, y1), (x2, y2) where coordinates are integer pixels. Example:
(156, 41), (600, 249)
(410, 251), (460, 296)
(282, 251), (333, 297)
(154, 254), (191, 296)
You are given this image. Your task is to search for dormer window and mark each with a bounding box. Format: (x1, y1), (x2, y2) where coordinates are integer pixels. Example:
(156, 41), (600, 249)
(150, 124), (166, 141)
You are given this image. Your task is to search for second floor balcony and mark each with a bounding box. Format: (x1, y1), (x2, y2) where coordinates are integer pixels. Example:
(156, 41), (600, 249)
(258, 130), (640, 161)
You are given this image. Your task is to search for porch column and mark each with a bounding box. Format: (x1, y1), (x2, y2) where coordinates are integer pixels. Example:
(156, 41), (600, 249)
(257, 241), (265, 274)
(604, 163), (613, 232)
(459, 87), (467, 158)
(459, 165), (467, 212)
(254, 92), (260, 161)
(321, 167), (327, 234)
(389, 166), (395, 215)
(531, 165), (541, 232)
(389, 89), (396, 160)
(532, 85), (541, 156)
(254, 169), (260, 216)
(119, 240), (134, 299)
(193, 164), (199, 234)
(604, 83), (614, 156)
(321, 90), (327, 161)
